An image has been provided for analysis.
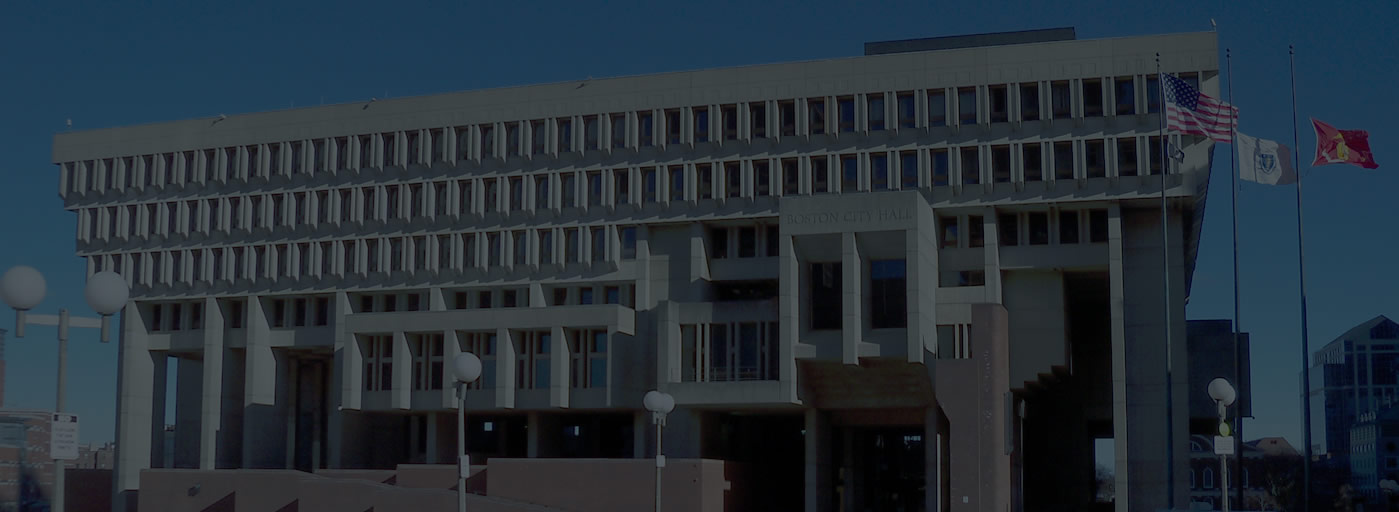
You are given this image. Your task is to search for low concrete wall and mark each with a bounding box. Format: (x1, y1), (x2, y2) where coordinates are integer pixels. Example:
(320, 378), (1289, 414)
(139, 468), (558, 512)
(68, 469), (113, 512)
(487, 458), (740, 512)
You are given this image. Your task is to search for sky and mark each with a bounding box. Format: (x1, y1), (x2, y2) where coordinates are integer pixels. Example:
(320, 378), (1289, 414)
(0, 1), (1395, 449)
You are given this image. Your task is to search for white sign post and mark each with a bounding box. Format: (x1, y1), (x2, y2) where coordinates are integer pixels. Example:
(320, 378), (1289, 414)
(1213, 435), (1235, 456)
(51, 413), (79, 461)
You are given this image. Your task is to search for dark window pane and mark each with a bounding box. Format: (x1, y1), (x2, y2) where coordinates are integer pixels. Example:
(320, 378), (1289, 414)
(1115, 77), (1136, 115)
(989, 86), (1008, 123)
(870, 260), (907, 329)
(867, 95), (885, 131)
(1051, 81), (1072, 119)
(1023, 144), (1043, 182)
(1060, 211), (1080, 244)
(1118, 138), (1138, 176)
(1083, 79), (1104, 117)
(809, 263), (842, 330)
(1029, 212), (1050, 245)
(932, 150), (950, 187)
(1054, 142), (1075, 180)
(960, 147), (980, 185)
(999, 214), (1019, 246)
(838, 97), (855, 133)
(897, 93), (916, 129)
(958, 87), (977, 125)
(968, 215), (984, 248)
(1020, 83), (1040, 121)
(1090, 210), (1109, 243)
(1086, 140), (1106, 178)
(928, 90), (947, 127)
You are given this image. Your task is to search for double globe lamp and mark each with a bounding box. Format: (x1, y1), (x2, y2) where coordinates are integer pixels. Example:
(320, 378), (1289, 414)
(0, 266), (129, 512)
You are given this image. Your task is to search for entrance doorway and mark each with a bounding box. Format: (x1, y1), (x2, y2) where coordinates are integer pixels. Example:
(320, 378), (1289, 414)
(836, 426), (925, 512)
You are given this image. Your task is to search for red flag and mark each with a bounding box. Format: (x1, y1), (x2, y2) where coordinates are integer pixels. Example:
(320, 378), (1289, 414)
(1311, 118), (1378, 169)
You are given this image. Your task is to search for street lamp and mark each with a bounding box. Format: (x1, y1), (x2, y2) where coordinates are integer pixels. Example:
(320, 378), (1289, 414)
(643, 390), (675, 512)
(1208, 377), (1237, 512)
(453, 352), (482, 512)
(0, 266), (129, 512)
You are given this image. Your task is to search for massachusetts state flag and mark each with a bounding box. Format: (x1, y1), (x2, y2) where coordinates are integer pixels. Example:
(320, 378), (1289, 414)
(1311, 118), (1378, 169)
(1164, 74), (1237, 142)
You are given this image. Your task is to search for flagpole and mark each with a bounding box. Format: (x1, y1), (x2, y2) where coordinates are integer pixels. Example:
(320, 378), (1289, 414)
(1156, 52), (1177, 511)
(1289, 44), (1315, 512)
(1226, 47), (1245, 509)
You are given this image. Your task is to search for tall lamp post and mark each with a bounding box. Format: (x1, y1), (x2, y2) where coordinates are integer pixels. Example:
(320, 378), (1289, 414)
(643, 390), (675, 512)
(1208, 378), (1237, 512)
(0, 266), (129, 512)
(453, 352), (482, 512)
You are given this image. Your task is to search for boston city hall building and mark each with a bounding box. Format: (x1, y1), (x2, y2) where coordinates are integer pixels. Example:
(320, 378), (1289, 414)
(52, 28), (1221, 512)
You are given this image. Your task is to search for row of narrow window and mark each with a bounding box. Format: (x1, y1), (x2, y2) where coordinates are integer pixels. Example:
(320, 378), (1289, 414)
(939, 209), (1111, 249)
(88, 226), (639, 288)
(60, 73), (1199, 199)
(361, 329), (607, 392)
(77, 136), (1170, 246)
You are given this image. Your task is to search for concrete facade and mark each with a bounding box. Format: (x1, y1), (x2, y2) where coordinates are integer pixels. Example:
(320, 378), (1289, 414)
(51, 30), (1222, 511)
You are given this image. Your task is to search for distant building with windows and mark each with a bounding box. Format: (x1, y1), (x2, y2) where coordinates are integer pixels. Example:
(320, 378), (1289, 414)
(0, 410), (56, 512)
(52, 29), (1224, 512)
(1309, 315), (1399, 463)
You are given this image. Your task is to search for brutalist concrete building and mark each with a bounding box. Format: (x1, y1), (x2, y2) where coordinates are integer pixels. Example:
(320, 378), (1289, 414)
(50, 28), (1222, 511)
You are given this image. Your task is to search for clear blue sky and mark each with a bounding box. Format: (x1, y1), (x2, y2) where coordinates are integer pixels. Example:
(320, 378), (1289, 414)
(1, 1), (1394, 448)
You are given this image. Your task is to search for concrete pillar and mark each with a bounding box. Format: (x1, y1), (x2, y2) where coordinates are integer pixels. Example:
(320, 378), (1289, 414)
(243, 295), (290, 469)
(496, 328), (516, 409)
(391, 331), (411, 409)
(1114, 205), (1191, 511)
(173, 356), (202, 468)
(112, 302), (154, 511)
(804, 408), (833, 512)
(426, 412), (440, 464)
(778, 232), (800, 402)
(841, 232), (861, 365)
(550, 326), (569, 408)
(1107, 205), (1133, 512)
(199, 296), (224, 469)
(633, 411), (648, 459)
(982, 208), (1003, 305)
(328, 292), (351, 468)
(527, 411), (541, 458)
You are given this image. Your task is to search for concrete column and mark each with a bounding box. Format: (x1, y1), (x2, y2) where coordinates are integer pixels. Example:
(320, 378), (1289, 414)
(841, 232), (861, 365)
(391, 331), (411, 409)
(426, 412), (440, 464)
(243, 295), (290, 469)
(526, 411), (541, 458)
(328, 292), (351, 468)
(688, 222), (710, 286)
(779, 232), (799, 402)
(803, 408), (833, 512)
(550, 326), (569, 408)
(633, 411), (648, 458)
(113, 302), (154, 511)
(657, 302), (680, 385)
(199, 296), (224, 470)
(173, 357), (202, 468)
(496, 328), (516, 409)
(1108, 205), (1131, 512)
(1116, 205), (1191, 510)
(982, 209), (1003, 305)
(636, 225), (652, 308)
(442, 329), (462, 409)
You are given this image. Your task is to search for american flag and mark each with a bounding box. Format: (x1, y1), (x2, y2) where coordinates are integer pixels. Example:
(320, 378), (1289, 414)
(1164, 74), (1237, 142)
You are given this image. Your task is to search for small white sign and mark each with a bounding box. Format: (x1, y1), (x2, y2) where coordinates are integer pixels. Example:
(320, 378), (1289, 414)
(51, 413), (79, 461)
(459, 454), (471, 479)
(1214, 435), (1235, 456)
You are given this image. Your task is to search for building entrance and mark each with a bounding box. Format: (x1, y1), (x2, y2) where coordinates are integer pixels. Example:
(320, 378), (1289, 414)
(835, 426), (925, 512)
